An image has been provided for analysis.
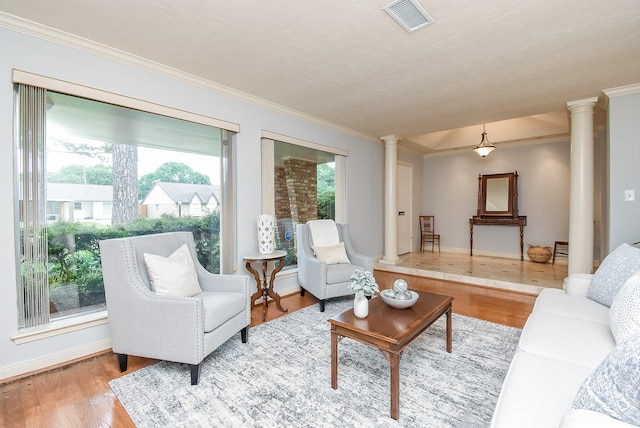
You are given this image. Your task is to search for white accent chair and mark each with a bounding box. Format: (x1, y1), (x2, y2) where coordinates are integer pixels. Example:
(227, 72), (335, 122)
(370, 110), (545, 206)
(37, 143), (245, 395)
(296, 220), (373, 312)
(99, 231), (251, 385)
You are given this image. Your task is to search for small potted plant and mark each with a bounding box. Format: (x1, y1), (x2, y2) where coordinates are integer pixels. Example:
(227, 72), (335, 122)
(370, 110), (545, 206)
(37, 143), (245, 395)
(349, 270), (379, 318)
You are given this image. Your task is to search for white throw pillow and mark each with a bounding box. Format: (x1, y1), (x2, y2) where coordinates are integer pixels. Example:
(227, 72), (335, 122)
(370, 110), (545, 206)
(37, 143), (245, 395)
(588, 243), (640, 307)
(609, 271), (640, 344)
(144, 244), (202, 296)
(312, 242), (351, 265)
(573, 333), (640, 426)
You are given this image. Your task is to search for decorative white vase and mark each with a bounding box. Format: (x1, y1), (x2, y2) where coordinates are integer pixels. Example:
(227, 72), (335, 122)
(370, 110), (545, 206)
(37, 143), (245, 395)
(353, 295), (369, 318)
(257, 214), (275, 254)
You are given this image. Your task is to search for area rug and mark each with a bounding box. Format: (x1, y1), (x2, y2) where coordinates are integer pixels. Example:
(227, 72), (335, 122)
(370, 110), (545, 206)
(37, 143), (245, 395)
(110, 297), (521, 427)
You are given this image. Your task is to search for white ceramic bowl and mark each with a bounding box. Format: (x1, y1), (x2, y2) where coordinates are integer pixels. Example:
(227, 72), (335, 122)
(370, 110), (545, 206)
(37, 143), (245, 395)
(380, 289), (419, 309)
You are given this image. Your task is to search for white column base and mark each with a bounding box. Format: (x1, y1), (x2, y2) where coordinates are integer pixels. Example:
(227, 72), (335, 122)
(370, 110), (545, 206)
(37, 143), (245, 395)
(378, 256), (402, 265)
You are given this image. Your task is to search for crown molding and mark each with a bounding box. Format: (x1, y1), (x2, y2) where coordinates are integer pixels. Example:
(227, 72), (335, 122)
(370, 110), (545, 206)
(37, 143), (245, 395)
(0, 12), (374, 141)
(603, 83), (640, 98)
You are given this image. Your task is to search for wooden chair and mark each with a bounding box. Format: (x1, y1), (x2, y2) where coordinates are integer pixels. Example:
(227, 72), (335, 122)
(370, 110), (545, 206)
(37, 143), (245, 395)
(552, 240), (569, 264)
(419, 215), (440, 253)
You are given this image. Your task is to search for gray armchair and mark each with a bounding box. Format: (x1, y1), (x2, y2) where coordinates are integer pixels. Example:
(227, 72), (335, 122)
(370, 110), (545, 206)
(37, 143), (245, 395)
(99, 231), (251, 385)
(296, 221), (373, 312)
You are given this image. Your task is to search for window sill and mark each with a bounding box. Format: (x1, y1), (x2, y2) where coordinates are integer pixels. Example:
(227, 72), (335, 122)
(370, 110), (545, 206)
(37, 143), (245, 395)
(11, 310), (108, 345)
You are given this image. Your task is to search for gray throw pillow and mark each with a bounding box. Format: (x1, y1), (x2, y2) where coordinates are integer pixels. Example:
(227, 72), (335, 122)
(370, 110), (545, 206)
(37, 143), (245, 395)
(609, 271), (640, 344)
(588, 243), (640, 307)
(573, 334), (640, 425)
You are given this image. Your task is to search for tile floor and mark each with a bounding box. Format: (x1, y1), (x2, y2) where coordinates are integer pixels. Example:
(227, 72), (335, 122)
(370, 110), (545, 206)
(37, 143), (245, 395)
(375, 250), (569, 295)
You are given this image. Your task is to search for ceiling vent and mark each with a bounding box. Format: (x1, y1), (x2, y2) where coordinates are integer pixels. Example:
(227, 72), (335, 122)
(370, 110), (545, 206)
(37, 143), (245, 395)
(383, 0), (435, 33)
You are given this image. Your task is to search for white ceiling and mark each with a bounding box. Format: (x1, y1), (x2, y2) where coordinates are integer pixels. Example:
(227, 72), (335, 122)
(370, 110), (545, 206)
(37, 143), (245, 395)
(1, 1), (639, 154)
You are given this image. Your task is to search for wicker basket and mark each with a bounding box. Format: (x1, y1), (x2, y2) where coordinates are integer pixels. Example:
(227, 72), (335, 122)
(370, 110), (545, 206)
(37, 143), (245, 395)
(527, 245), (552, 263)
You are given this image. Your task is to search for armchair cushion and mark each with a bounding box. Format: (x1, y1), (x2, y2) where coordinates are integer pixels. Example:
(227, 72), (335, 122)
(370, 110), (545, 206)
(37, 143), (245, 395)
(143, 244), (202, 297)
(312, 242), (351, 265)
(326, 263), (363, 285)
(199, 291), (247, 333)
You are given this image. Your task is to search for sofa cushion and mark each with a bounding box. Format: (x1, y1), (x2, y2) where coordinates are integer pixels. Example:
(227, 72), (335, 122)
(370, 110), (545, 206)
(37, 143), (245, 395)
(198, 291), (246, 333)
(573, 334), (640, 426)
(609, 272), (640, 344)
(560, 409), (636, 427)
(588, 243), (640, 307)
(143, 244), (202, 297)
(533, 288), (609, 324)
(491, 352), (593, 428)
(518, 312), (615, 368)
(312, 242), (351, 265)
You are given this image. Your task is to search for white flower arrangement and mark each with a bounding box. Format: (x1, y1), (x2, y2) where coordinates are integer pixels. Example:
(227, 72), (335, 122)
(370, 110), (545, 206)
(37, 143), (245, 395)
(348, 269), (379, 298)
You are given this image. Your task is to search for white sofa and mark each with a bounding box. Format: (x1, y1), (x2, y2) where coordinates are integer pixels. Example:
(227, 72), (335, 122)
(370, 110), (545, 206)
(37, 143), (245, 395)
(491, 243), (640, 428)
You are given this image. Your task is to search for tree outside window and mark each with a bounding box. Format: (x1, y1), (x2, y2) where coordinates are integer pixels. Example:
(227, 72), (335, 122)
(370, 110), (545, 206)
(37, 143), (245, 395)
(18, 88), (224, 323)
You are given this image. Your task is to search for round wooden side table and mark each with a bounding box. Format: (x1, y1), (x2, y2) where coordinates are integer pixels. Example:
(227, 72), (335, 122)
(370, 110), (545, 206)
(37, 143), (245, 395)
(243, 250), (289, 321)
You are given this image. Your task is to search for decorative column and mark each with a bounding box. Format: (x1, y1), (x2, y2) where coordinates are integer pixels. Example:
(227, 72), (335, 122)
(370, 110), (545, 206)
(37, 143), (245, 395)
(566, 97), (598, 275)
(379, 135), (400, 265)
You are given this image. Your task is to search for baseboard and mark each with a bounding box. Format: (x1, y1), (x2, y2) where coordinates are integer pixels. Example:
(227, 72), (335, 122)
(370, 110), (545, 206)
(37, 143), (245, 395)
(0, 338), (112, 383)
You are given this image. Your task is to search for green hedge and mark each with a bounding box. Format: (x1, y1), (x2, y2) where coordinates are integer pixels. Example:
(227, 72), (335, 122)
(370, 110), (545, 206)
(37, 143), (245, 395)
(44, 212), (221, 306)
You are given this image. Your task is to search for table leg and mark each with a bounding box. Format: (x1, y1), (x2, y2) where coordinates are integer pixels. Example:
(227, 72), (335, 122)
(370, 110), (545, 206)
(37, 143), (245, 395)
(245, 261), (262, 307)
(519, 224), (525, 261)
(469, 222), (474, 256)
(267, 257), (288, 314)
(260, 261), (269, 321)
(331, 331), (338, 390)
(389, 351), (402, 420)
(446, 307), (452, 353)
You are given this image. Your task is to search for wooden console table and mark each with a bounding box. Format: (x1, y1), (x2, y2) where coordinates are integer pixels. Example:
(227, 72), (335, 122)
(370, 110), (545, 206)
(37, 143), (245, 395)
(469, 216), (527, 261)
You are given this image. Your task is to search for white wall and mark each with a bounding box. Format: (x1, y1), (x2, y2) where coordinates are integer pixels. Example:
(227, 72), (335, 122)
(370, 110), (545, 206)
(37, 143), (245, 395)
(422, 141), (571, 258)
(0, 27), (384, 379)
(607, 89), (640, 250)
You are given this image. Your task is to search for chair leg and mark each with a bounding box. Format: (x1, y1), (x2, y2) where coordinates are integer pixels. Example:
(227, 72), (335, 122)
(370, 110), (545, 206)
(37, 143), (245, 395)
(117, 353), (128, 372)
(241, 326), (249, 343)
(319, 300), (326, 312)
(190, 363), (201, 385)
(300, 287), (306, 296)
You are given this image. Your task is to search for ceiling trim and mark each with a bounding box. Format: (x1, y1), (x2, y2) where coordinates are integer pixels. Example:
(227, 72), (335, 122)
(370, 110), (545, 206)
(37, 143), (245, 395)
(603, 83), (640, 98)
(0, 12), (376, 142)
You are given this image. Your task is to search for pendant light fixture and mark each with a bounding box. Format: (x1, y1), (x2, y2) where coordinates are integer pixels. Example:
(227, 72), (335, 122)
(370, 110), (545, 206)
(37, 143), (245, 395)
(473, 124), (496, 158)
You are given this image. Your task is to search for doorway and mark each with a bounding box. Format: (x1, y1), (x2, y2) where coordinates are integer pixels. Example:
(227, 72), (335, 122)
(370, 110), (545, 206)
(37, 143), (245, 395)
(397, 161), (413, 255)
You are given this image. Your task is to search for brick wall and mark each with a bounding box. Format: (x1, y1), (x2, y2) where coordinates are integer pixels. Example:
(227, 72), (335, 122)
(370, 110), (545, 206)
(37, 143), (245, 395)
(284, 159), (317, 224)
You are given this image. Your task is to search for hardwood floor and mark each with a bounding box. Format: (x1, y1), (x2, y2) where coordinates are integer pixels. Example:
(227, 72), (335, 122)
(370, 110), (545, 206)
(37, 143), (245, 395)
(374, 271), (536, 328)
(1, 279), (532, 428)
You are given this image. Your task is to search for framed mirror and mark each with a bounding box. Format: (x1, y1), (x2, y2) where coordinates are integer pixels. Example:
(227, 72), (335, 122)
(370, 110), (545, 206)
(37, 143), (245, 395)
(477, 172), (519, 217)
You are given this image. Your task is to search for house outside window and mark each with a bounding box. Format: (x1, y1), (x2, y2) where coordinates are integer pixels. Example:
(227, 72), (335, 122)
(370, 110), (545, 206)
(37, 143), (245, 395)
(15, 76), (236, 328)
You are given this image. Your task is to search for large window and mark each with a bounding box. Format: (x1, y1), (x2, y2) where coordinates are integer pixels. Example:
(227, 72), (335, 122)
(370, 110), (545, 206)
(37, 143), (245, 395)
(262, 133), (347, 269)
(15, 74), (237, 328)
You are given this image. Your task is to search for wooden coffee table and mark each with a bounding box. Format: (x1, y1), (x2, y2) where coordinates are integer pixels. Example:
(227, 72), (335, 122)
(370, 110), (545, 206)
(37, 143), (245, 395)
(329, 290), (454, 420)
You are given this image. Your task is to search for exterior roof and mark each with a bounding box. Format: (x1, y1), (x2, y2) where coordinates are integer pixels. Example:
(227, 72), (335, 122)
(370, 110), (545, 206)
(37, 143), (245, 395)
(142, 182), (221, 205)
(46, 183), (113, 201)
